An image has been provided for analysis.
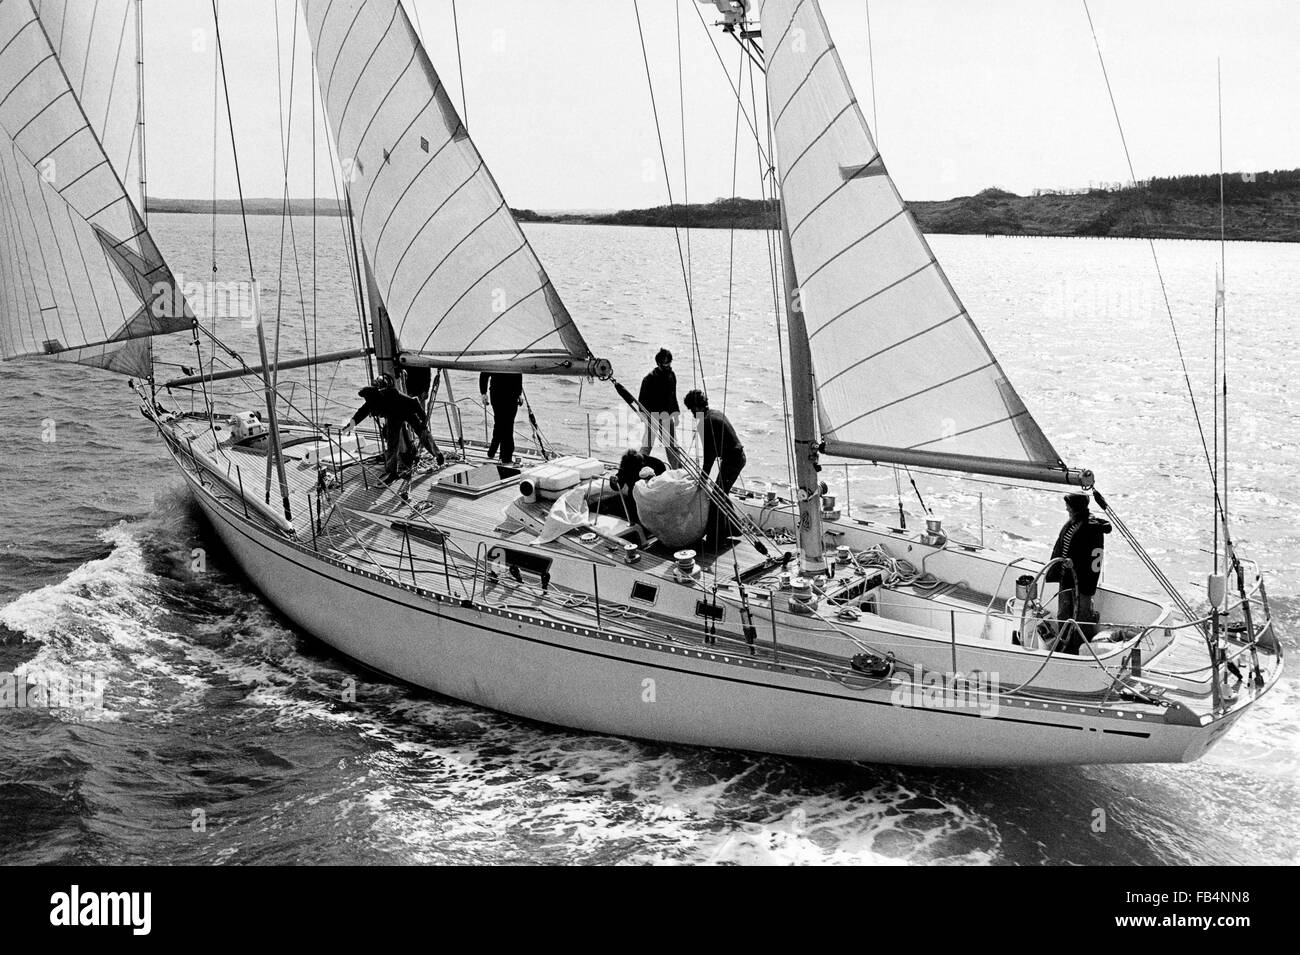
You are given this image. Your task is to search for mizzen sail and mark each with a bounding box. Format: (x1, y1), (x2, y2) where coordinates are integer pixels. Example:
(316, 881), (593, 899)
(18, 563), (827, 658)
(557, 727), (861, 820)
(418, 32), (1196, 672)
(760, 0), (1066, 476)
(301, 0), (594, 374)
(0, 0), (193, 379)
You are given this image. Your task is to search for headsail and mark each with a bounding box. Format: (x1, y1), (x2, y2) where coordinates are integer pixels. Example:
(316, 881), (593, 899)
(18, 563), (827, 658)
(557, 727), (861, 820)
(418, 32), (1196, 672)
(760, 0), (1071, 479)
(301, 0), (596, 375)
(0, 0), (193, 379)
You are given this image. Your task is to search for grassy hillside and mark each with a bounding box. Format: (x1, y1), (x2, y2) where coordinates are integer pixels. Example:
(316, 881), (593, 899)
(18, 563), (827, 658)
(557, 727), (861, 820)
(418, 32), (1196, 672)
(149, 169), (1300, 242)
(519, 170), (1300, 242)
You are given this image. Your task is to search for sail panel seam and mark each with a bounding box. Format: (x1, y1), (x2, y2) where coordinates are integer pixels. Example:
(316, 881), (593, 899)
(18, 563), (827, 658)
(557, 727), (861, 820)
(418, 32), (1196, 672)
(416, 239), (529, 350)
(777, 98), (855, 186)
(831, 361), (996, 433)
(763, 0), (810, 74)
(799, 205), (904, 287)
(773, 44), (834, 128)
(385, 156), (487, 308)
(789, 151), (880, 236)
(908, 411), (1028, 450)
(807, 257), (935, 341)
(819, 309), (965, 390)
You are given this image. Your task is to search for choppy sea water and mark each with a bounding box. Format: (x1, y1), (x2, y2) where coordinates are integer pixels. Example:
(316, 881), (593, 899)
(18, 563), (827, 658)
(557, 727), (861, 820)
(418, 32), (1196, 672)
(1, 215), (1296, 864)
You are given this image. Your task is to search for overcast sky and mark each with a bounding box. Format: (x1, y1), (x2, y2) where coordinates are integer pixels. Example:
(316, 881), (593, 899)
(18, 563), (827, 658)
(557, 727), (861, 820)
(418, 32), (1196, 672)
(143, 0), (1300, 208)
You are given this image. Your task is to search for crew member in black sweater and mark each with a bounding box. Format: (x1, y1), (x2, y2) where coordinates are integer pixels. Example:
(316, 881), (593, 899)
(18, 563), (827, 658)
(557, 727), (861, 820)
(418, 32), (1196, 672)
(1045, 492), (1112, 652)
(637, 348), (680, 465)
(479, 371), (524, 464)
(684, 389), (746, 547)
(613, 449), (667, 526)
(343, 373), (438, 482)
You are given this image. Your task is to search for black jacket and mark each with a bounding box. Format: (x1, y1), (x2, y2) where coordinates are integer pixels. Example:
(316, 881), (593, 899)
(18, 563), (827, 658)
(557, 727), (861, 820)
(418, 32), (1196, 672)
(699, 408), (744, 476)
(1046, 513), (1112, 596)
(637, 366), (679, 414)
(351, 386), (427, 430)
(480, 372), (523, 405)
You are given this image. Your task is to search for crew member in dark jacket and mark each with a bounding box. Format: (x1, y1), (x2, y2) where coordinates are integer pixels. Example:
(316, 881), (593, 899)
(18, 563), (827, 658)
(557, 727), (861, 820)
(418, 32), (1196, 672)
(479, 371), (524, 464)
(343, 373), (438, 481)
(684, 389), (746, 548)
(1045, 492), (1112, 651)
(638, 348), (680, 465)
(613, 449), (667, 526)
(685, 389), (745, 493)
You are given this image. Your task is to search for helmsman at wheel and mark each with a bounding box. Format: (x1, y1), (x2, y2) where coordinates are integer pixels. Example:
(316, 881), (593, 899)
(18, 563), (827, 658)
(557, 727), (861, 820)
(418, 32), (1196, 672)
(1046, 491), (1112, 651)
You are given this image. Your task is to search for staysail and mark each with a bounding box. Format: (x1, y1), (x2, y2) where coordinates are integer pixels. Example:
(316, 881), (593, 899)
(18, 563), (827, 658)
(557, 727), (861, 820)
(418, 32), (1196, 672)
(0, 0), (193, 379)
(760, 0), (1078, 481)
(301, 0), (596, 374)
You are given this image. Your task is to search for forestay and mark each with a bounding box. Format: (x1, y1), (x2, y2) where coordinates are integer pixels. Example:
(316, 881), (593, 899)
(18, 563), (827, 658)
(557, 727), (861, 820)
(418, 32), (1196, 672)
(760, 0), (1065, 473)
(0, 0), (192, 378)
(301, 0), (594, 373)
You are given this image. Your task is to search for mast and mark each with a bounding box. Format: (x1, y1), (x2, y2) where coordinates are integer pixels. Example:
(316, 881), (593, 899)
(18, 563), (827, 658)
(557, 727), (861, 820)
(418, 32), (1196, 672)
(362, 250), (396, 383)
(779, 204), (826, 572)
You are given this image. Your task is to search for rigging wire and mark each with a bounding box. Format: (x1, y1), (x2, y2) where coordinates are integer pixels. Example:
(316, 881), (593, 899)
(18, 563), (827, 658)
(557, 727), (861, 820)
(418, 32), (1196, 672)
(311, 3), (321, 428)
(864, 0), (878, 139)
(1213, 61), (1222, 577)
(451, 0), (469, 127)
(269, 0), (315, 429)
(1216, 60), (1230, 573)
(721, 41), (744, 415)
(211, 0), (293, 518)
(748, 40), (796, 495)
(1081, 0), (1225, 532)
(631, 0), (706, 392)
(687, 0), (771, 169)
(676, 0), (693, 310)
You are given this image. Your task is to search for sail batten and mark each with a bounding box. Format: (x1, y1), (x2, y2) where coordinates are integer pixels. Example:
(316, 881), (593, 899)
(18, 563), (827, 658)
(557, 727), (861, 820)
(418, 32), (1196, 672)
(302, 0), (593, 372)
(761, 0), (1064, 472)
(0, 0), (192, 378)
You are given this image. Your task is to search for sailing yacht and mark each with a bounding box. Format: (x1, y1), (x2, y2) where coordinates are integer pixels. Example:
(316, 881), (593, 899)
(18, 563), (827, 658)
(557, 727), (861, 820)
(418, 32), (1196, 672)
(0, 0), (1282, 765)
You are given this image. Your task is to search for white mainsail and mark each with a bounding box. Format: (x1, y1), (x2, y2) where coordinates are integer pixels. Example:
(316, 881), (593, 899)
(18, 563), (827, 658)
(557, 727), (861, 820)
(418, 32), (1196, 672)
(301, 0), (594, 373)
(760, 0), (1067, 476)
(0, 0), (192, 379)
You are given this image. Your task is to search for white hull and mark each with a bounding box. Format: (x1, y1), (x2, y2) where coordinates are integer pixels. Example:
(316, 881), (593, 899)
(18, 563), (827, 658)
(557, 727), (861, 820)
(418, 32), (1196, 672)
(180, 462), (1248, 767)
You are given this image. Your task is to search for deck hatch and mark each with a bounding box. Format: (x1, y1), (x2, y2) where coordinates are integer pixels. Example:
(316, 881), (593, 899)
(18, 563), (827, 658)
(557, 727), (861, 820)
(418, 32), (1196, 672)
(630, 581), (658, 604)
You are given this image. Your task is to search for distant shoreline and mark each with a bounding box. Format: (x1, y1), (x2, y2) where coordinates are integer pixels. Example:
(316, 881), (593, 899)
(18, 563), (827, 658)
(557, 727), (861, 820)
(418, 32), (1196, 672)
(149, 170), (1300, 243)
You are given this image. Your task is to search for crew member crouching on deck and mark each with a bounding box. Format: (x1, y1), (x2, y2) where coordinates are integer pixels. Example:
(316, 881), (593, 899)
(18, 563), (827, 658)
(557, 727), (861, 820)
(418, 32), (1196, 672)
(1046, 492), (1112, 653)
(343, 373), (439, 483)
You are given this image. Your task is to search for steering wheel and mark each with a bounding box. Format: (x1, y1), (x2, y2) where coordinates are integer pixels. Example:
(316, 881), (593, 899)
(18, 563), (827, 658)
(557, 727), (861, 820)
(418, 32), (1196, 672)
(1018, 557), (1075, 651)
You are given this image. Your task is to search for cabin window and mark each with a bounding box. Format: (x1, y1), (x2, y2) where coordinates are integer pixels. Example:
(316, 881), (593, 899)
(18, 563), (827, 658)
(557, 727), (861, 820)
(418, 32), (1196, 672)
(630, 581), (658, 604)
(695, 600), (724, 622)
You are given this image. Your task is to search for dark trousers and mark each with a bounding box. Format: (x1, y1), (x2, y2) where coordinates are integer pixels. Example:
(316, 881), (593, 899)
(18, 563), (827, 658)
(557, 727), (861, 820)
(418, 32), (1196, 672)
(488, 397), (518, 463)
(1057, 589), (1096, 653)
(383, 419), (436, 479)
(704, 452), (746, 547)
(716, 451), (745, 494)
